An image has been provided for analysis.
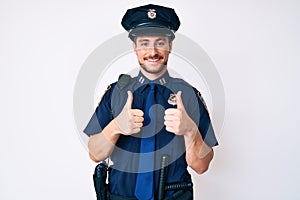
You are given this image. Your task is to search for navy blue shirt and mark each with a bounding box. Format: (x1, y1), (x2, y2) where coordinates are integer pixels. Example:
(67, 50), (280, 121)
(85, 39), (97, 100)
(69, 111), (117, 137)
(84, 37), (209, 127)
(84, 71), (218, 198)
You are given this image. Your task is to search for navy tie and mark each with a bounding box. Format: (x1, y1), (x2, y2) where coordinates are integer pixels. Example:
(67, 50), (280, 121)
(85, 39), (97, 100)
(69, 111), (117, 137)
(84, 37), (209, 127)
(135, 83), (156, 200)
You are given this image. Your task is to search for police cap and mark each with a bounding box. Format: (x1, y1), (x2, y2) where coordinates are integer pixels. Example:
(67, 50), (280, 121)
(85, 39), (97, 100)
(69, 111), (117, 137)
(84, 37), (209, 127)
(121, 4), (180, 41)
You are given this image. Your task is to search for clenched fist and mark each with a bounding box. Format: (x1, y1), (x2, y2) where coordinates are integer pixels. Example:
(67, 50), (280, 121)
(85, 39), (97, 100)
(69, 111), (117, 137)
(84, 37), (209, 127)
(114, 91), (144, 135)
(164, 91), (197, 135)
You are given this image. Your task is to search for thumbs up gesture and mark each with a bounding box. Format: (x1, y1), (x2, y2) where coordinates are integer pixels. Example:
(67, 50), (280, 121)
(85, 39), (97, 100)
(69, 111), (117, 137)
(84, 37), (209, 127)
(114, 91), (144, 135)
(164, 91), (197, 135)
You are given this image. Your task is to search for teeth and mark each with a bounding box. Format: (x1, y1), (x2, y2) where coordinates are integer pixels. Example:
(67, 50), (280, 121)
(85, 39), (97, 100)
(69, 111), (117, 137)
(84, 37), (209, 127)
(147, 58), (160, 62)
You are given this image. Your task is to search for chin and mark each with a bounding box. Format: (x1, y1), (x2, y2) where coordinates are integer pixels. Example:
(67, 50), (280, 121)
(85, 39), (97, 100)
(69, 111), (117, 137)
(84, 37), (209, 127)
(143, 65), (166, 74)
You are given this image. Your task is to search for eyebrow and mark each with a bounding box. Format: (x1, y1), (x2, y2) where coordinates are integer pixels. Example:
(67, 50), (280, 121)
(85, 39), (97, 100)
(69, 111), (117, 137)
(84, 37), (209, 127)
(137, 37), (167, 43)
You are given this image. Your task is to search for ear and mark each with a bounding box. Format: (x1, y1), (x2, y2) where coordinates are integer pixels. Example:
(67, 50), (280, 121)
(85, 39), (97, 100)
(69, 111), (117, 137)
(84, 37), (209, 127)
(169, 42), (172, 53)
(132, 42), (137, 54)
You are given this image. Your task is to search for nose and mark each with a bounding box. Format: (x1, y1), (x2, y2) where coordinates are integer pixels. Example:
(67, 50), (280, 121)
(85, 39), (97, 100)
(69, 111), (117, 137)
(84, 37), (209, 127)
(148, 45), (158, 56)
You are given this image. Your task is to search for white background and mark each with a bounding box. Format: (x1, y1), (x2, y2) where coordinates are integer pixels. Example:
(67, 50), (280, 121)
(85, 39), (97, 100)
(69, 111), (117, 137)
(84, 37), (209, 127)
(1, 0), (299, 199)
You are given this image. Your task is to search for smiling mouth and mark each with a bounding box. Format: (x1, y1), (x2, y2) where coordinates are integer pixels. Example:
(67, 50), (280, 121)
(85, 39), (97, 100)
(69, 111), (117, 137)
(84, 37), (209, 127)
(144, 56), (163, 63)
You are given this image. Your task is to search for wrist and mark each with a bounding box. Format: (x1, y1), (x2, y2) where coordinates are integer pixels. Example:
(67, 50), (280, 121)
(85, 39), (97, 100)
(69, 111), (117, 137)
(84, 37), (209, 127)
(185, 123), (198, 139)
(102, 120), (121, 143)
(183, 123), (198, 148)
(111, 119), (123, 135)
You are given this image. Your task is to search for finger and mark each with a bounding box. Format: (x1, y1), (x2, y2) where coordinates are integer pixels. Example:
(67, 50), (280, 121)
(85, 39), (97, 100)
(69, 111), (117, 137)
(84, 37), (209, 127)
(164, 115), (178, 121)
(126, 91), (133, 109)
(132, 127), (141, 134)
(164, 120), (172, 127)
(134, 122), (143, 128)
(133, 116), (144, 123)
(176, 91), (184, 110)
(164, 119), (178, 127)
(165, 108), (178, 115)
(165, 125), (174, 133)
(131, 109), (144, 117)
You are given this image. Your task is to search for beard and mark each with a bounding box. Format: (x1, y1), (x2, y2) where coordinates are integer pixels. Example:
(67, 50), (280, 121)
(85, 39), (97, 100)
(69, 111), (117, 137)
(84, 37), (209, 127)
(139, 54), (168, 75)
(139, 62), (167, 74)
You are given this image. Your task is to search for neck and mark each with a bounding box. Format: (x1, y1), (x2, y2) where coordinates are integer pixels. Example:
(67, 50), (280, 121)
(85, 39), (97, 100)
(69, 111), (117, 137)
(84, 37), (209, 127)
(140, 67), (167, 81)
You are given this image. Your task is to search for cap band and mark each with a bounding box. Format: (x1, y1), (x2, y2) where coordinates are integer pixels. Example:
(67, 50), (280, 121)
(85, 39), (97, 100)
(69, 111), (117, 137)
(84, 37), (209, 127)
(129, 27), (175, 41)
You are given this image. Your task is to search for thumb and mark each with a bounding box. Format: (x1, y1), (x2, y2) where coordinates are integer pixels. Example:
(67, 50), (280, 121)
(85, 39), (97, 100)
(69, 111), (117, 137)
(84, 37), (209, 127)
(176, 91), (184, 110)
(125, 91), (133, 109)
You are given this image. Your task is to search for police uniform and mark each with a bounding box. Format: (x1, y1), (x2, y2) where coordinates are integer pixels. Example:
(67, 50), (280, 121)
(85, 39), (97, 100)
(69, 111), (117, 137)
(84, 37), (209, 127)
(84, 4), (218, 200)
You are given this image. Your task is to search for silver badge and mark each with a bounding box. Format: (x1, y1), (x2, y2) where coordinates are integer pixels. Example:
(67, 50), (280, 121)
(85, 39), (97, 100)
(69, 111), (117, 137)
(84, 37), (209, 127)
(168, 94), (177, 105)
(147, 9), (156, 19)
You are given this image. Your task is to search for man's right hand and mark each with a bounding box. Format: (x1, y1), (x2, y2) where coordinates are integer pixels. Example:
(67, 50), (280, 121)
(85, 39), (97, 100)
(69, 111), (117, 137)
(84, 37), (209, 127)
(114, 91), (144, 135)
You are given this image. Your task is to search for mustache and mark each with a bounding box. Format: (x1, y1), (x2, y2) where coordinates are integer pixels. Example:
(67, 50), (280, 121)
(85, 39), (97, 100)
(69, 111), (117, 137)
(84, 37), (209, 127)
(144, 54), (163, 60)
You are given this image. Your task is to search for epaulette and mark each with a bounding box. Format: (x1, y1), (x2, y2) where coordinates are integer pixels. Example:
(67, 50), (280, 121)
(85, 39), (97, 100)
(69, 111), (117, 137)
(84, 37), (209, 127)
(171, 77), (193, 88)
(117, 74), (132, 90)
(97, 84), (112, 106)
(196, 89), (209, 114)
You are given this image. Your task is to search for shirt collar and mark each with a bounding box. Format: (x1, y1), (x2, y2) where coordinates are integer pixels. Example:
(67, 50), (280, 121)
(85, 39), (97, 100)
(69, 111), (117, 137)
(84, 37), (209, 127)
(137, 71), (170, 86)
(136, 71), (170, 94)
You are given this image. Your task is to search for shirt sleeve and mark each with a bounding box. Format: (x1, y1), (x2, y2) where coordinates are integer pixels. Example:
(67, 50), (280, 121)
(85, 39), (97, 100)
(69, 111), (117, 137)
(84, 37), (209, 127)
(189, 88), (219, 147)
(83, 85), (114, 136)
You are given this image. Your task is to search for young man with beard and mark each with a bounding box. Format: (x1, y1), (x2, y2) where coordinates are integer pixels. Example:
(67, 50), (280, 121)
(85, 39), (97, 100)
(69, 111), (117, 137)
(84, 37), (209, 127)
(84, 4), (218, 200)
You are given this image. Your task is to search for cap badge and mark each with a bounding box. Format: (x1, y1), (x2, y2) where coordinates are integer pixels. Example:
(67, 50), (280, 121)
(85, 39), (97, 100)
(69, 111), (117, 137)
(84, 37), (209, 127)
(168, 94), (177, 105)
(147, 9), (156, 19)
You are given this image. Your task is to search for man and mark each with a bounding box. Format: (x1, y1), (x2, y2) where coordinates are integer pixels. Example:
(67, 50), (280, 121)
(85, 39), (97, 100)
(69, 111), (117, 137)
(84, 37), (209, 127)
(84, 4), (218, 200)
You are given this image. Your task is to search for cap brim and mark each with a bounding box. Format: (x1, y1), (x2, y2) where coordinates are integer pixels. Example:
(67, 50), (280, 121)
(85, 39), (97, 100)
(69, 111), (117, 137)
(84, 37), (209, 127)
(129, 27), (175, 41)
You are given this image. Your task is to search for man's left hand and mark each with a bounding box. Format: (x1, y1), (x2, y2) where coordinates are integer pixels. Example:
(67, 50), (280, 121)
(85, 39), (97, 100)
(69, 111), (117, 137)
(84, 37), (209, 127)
(164, 91), (197, 135)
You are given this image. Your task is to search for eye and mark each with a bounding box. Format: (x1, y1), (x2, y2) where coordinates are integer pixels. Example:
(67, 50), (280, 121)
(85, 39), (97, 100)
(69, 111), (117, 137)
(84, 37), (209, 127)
(156, 41), (166, 46)
(140, 42), (149, 47)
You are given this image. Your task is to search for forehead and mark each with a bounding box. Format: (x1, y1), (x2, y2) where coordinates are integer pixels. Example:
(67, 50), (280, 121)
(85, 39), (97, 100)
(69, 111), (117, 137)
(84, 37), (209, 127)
(135, 35), (168, 42)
